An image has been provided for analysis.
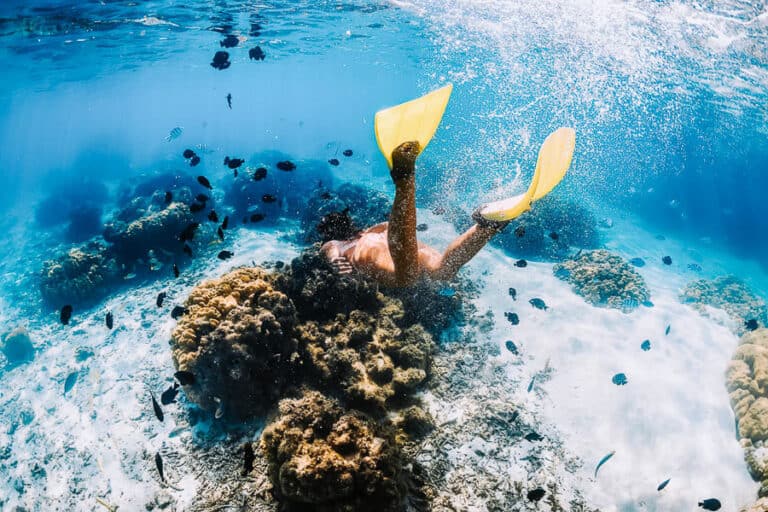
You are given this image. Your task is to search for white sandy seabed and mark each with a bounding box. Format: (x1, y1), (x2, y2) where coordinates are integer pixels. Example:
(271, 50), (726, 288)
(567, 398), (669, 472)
(0, 211), (762, 511)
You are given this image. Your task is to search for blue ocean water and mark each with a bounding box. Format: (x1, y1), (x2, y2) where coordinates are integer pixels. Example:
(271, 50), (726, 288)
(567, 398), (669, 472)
(1, 0), (767, 510)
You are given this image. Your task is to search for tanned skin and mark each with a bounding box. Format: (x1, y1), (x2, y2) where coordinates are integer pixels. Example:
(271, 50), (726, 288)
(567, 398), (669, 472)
(321, 141), (501, 287)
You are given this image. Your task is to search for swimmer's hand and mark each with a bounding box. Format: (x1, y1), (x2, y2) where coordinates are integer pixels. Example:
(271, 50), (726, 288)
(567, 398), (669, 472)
(330, 256), (354, 275)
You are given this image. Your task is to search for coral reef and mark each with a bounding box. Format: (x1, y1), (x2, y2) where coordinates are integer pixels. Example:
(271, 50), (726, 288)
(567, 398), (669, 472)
(447, 195), (600, 261)
(727, 328), (768, 500)
(39, 240), (120, 306)
(170, 267), (301, 419)
(300, 183), (391, 243)
(261, 389), (406, 511)
(742, 497), (768, 512)
(553, 249), (650, 310)
(1, 327), (35, 368)
(103, 201), (196, 261)
(681, 276), (768, 334)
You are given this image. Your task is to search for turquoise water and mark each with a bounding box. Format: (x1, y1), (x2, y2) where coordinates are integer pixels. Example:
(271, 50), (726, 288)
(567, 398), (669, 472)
(1, 1), (767, 511)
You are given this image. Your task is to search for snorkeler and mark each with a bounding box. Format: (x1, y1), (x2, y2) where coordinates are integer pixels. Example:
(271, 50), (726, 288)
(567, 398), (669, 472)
(320, 85), (576, 287)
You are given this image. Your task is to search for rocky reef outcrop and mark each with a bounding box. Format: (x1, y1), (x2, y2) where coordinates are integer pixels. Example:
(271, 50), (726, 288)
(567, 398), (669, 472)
(553, 249), (650, 310)
(261, 389), (406, 511)
(39, 240), (120, 306)
(727, 328), (768, 501)
(681, 276), (767, 334)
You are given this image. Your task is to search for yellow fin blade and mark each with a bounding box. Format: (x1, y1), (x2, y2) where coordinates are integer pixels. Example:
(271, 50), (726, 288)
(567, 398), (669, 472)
(374, 84), (453, 169)
(532, 127), (576, 201)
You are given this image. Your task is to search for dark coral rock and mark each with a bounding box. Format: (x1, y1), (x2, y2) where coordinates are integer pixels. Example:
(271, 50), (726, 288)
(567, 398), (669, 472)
(170, 268), (301, 419)
(261, 389), (407, 511)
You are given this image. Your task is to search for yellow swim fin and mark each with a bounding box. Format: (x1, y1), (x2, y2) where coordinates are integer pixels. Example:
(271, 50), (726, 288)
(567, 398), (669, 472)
(374, 84), (453, 169)
(479, 127), (576, 222)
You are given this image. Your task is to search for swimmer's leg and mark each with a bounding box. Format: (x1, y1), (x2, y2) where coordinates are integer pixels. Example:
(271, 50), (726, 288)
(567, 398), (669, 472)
(431, 213), (508, 280)
(388, 141), (421, 286)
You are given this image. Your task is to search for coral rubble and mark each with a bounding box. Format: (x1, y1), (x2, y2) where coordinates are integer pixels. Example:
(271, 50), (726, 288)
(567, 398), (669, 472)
(553, 249), (650, 310)
(727, 328), (768, 501)
(681, 276), (768, 334)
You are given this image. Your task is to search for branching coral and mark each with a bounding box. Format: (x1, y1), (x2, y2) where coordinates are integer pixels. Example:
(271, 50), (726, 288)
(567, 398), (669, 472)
(170, 267), (301, 419)
(39, 240), (120, 306)
(681, 276), (768, 334)
(553, 249), (650, 310)
(727, 328), (768, 499)
(260, 389), (406, 511)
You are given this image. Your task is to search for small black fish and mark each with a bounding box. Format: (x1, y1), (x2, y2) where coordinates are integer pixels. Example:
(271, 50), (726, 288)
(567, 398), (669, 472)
(529, 298), (547, 310)
(262, 194), (276, 203)
(182, 149), (195, 159)
(253, 167), (267, 181)
(527, 376), (535, 392)
(641, 339), (651, 351)
(183, 244), (193, 257)
(320, 191), (332, 200)
(342, 149), (353, 157)
(242, 442), (255, 476)
(224, 157), (244, 169)
(508, 288), (517, 300)
(221, 34), (239, 48)
(64, 371), (78, 395)
(60, 305), (73, 325)
(190, 202), (205, 213)
(514, 225), (525, 237)
(328, 158), (340, 166)
(432, 206), (446, 215)
(179, 222), (199, 242)
(195, 194), (209, 203)
(612, 373), (628, 386)
(250, 213), (265, 222)
(233, 169), (238, 177)
(416, 223), (428, 232)
(629, 257), (645, 267)
(105, 311), (113, 329)
(164, 191), (173, 203)
(656, 234), (666, 241)
(745, 319), (759, 331)
(197, 176), (212, 189)
(156, 292), (167, 308)
(249, 46), (265, 61)
(662, 255), (672, 265)
(226, 93), (232, 109)
(161, 383), (179, 405)
(276, 161), (296, 171)
(155, 452), (165, 482)
(549, 232), (559, 240)
(505, 312), (520, 325)
(190, 155), (201, 167)
(151, 392), (164, 422)
(698, 499), (721, 511)
(665, 325), (671, 336)
(525, 431), (543, 442)
(527, 488), (545, 502)
(217, 226), (224, 240)
(173, 264), (180, 278)
(221, 216), (229, 230)
(515, 259), (528, 268)
(505, 340), (518, 354)
(657, 478), (671, 491)
(171, 306), (189, 320)
(174, 370), (195, 385)
(211, 50), (231, 70)
(218, 250), (234, 260)
(171, 306), (188, 320)
(208, 210), (219, 223)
